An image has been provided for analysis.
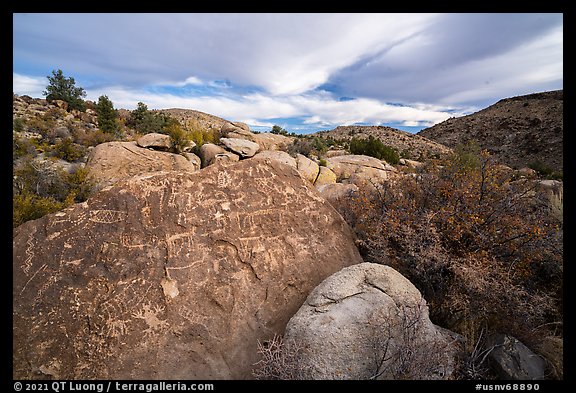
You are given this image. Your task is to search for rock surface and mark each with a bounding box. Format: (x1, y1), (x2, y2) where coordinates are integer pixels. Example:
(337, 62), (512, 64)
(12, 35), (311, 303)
(252, 133), (293, 151)
(295, 154), (319, 184)
(85, 141), (197, 188)
(283, 263), (460, 380)
(316, 183), (358, 203)
(313, 166), (337, 187)
(254, 150), (297, 169)
(136, 133), (172, 150)
(13, 159), (363, 379)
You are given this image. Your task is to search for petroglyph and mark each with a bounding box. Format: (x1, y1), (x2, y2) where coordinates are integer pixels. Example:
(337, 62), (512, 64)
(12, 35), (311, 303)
(22, 227), (36, 276)
(89, 209), (127, 224)
(132, 303), (169, 338)
(217, 170), (232, 188)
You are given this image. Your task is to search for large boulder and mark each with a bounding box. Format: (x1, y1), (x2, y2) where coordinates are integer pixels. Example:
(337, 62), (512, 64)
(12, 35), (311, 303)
(536, 180), (563, 222)
(13, 159), (363, 379)
(221, 122), (254, 140)
(220, 138), (260, 158)
(85, 141), (197, 188)
(283, 263), (460, 380)
(199, 143), (240, 168)
(136, 133), (172, 150)
(295, 154), (319, 184)
(327, 155), (396, 186)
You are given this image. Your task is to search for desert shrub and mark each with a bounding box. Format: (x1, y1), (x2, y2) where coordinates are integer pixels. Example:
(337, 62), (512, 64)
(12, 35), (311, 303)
(49, 138), (87, 162)
(71, 127), (116, 146)
(163, 121), (192, 153)
(13, 159), (95, 227)
(333, 147), (563, 373)
(318, 158), (327, 167)
(528, 160), (562, 180)
(26, 116), (56, 137)
(13, 135), (38, 159)
(13, 117), (26, 132)
(252, 335), (311, 380)
(185, 119), (219, 148)
(287, 137), (329, 157)
(349, 136), (400, 164)
(13, 190), (65, 228)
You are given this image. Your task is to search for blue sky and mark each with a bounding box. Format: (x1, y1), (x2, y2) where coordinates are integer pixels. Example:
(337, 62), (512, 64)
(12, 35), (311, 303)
(13, 13), (563, 134)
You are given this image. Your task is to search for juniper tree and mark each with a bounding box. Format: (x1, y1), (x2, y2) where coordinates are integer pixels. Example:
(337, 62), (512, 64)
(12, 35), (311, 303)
(43, 69), (87, 112)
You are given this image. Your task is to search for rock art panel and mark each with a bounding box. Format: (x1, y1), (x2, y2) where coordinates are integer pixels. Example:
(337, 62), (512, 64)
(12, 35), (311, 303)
(13, 159), (363, 379)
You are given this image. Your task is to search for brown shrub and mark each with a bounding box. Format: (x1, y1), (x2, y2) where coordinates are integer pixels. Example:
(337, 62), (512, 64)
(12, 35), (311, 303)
(332, 148), (563, 377)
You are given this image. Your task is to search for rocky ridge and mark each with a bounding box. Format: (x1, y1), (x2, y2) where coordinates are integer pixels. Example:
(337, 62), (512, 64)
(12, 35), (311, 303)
(314, 125), (452, 160)
(418, 90), (563, 172)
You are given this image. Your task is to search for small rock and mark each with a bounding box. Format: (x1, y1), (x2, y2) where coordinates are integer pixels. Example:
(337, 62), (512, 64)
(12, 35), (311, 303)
(488, 334), (545, 380)
(220, 138), (260, 158)
(137, 133), (172, 150)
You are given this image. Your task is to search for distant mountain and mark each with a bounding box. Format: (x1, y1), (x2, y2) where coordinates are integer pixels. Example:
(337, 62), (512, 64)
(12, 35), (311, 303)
(313, 125), (452, 161)
(418, 90), (563, 172)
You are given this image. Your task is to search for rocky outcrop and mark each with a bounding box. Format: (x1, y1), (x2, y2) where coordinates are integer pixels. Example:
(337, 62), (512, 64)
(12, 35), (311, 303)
(326, 155), (397, 186)
(488, 335), (545, 380)
(199, 143), (240, 168)
(136, 133), (172, 150)
(221, 122), (254, 140)
(13, 158), (363, 379)
(283, 263), (460, 380)
(85, 141), (197, 188)
(220, 138), (260, 158)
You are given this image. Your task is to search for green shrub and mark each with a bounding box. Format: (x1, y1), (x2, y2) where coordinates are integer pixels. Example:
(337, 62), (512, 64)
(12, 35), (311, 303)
(13, 135), (37, 159)
(349, 136), (399, 164)
(49, 138), (87, 162)
(318, 158), (327, 167)
(13, 117), (26, 132)
(13, 190), (65, 228)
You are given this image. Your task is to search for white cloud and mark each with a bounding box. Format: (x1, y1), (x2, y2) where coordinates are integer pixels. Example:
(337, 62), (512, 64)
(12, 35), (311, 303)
(13, 73), (45, 97)
(83, 85), (459, 131)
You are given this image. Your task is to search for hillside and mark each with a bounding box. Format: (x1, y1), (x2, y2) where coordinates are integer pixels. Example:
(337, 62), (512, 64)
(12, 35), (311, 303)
(418, 90), (563, 172)
(156, 108), (229, 131)
(313, 125), (452, 160)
